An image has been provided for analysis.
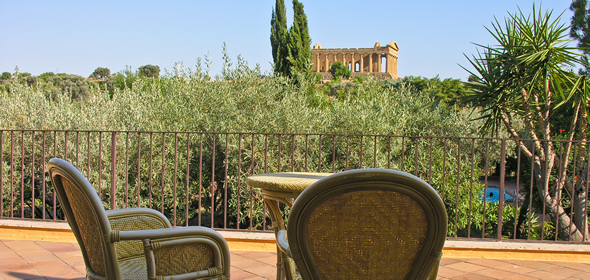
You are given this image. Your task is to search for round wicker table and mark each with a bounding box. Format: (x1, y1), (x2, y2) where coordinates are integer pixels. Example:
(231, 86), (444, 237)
(246, 172), (333, 280)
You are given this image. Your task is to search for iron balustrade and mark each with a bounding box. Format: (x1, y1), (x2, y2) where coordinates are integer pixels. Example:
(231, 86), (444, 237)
(0, 129), (588, 243)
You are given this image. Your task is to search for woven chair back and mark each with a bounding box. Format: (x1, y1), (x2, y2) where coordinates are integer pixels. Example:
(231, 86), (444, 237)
(49, 158), (120, 279)
(287, 169), (447, 280)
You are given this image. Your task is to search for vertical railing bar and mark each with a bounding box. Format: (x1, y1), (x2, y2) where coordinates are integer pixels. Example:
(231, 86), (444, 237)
(454, 140), (461, 237)
(387, 136), (391, 170)
(185, 133), (191, 226)
(400, 136), (405, 172)
(359, 136), (363, 169)
(223, 134), (229, 229)
(252, 134), (261, 230)
(111, 132), (117, 210)
(99, 132), (103, 200)
(10, 131), (14, 218)
(498, 139), (506, 241)
(292, 134), (296, 172)
(87, 132), (91, 181)
(441, 139), (448, 201)
(0, 131), (3, 218)
(265, 134), (269, 173)
(278, 135), (282, 172)
(514, 141), (522, 239)
(318, 135), (322, 172)
(173, 133), (178, 225)
(125, 133), (130, 208)
(149, 133), (154, 209)
(584, 143), (590, 242)
(482, 139), (489, 238)
(76, 132), (79, 168)
(333, 136), (337, 172)
(428, 137), (433, 183)
(552, 143), (563, 241)
(239, 134), (247, 229)
(346, 136), (350, 170)
(304, 135), (308, 172)
(52, 131), (56, 219)
(555, 142), (563, 241)
(528, 143), (535, 240)
(198, 133), (203, 225)
(415, 138), (420, 176)
(42, 131), (46, 220)
(31, 131), (36, 219)
(569, 143), (578, 242)
(468, 139), (475, 238)
(373, 136), (377, 168)
(64, 131), (68, 162)
(211, 134), (216, 229)
(21, 131), (25, 218)
(161, 133), (166, 214)
(137, 132), (142, 208)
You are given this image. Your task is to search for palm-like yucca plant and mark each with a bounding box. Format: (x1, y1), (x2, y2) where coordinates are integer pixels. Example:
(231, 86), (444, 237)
(464, 5), (590, 241)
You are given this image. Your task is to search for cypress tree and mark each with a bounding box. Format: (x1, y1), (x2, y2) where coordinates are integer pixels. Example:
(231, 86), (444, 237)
(571, 0), (590, 74)
(270, 0), (289, 76)
(291, 0), (312, 74)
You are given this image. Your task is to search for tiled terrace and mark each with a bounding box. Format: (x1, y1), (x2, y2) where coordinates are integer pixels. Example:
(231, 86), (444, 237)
(1, 239), (590, 280)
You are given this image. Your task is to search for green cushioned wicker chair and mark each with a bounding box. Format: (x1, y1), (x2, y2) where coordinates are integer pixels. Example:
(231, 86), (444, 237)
(276, 168), (447, 280)
(48, 158), (231, 280)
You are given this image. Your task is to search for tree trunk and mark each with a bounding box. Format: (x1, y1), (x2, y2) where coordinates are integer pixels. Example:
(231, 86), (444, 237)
(531, 145), (587, 241)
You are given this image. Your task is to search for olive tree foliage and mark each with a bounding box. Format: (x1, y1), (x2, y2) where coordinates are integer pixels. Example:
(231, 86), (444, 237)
(138, 64), (160, 78)
(464, 5), (590, 241)
(1, 72), (11, 80)
(1, 54), (491, 231)
(90, 67), (111, 79)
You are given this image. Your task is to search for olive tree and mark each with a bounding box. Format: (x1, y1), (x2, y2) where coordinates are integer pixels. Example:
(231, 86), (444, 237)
(464, 6), (590, 241)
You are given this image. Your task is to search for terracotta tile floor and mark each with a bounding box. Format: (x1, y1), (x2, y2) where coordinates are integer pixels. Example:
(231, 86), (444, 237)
(1, 239), (590, 280)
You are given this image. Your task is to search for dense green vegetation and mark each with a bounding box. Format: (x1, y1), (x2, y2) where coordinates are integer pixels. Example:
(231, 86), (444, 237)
(1, 52), (511, 235)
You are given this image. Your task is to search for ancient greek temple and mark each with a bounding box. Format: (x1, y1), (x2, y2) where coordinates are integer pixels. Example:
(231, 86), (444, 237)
(312, 41), (399, 80)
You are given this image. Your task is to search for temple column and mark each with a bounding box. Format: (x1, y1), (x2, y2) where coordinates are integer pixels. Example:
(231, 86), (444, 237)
(324, 54), (329, 72)
(316, 53), (320, 72)
(378, 53), (382, 73)
(360, 54), (364, 73)
(369, 53), (373, 73)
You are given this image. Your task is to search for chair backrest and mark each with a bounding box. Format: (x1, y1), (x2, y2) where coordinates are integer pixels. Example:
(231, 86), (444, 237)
(48, 158), (120, 279)
(286, 168), (447, 280)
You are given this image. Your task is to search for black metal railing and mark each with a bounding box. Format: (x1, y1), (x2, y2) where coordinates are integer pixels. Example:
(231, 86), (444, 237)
(1, 130), (588, 243)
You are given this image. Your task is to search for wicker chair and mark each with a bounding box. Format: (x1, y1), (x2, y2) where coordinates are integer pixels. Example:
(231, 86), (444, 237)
(276, 168), (447, 280)
(48, 158), (231, 280)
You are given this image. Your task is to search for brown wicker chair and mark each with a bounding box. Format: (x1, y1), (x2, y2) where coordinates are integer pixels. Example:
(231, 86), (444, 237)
(48, 158), (231, 280)
(276, 168), (447, 280)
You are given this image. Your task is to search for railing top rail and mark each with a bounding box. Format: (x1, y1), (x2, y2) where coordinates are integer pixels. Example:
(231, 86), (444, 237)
(1, 129), (589, 144)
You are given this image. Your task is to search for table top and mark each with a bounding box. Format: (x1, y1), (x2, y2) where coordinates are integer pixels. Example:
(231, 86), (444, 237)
(246, 172), (333, 193)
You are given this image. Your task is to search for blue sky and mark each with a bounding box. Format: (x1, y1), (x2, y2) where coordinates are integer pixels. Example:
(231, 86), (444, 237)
(0, 0), (576, 80)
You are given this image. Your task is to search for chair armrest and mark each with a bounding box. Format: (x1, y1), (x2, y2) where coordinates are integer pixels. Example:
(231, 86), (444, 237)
(277, 229), (292, 258)
(114, 226), (231, 279)
(106, 208), (172, 229)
